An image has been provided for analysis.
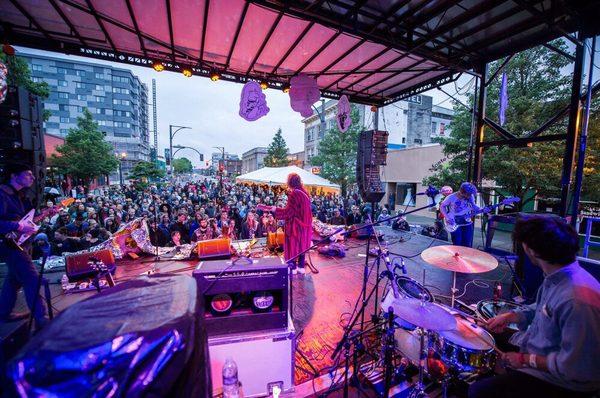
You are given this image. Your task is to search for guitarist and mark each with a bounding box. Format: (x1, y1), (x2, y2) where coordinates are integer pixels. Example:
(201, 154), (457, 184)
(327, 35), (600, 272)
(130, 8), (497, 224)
(0, 163), (48, 328)
(439, 182), (482, 247)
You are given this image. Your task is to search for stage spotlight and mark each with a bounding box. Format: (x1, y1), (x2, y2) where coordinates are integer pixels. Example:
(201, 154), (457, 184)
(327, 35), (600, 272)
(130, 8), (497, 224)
(282, 83), (290, 93)
(370, 105), (378, 112)
(152, 60), (165, 72)
(210, 70), (220, 81)
(2, 43), (15, 56)
(260, 80), (268, 90)
(182, 68), (192, 78)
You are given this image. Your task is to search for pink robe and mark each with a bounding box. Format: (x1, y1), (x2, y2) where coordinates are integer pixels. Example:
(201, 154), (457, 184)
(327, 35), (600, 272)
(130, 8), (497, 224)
(275, 189), (313, 262)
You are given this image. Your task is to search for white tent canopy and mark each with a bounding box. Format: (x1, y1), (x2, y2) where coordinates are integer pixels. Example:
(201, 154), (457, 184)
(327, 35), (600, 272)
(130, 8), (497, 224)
(236, 166), (340, 193)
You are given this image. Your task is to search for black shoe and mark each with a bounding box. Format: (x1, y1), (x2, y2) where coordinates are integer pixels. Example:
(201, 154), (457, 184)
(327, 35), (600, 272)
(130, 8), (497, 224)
(0, 312), (30, 322)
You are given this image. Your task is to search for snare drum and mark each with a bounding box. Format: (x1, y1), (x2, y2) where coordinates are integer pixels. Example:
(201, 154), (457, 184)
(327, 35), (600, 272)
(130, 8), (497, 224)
(431, 315), (497, 374)
(476, 299), (527, 332)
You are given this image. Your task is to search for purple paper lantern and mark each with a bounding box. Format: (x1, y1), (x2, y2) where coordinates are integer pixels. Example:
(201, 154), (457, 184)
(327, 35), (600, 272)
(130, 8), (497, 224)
(337, 95), (351, 132)
(239, 81), (270, 121)
(289, 74), (320, 118)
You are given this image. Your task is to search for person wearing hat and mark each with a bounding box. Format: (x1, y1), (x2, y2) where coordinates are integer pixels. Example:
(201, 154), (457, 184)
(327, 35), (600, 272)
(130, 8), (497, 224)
(329, 208), (346, 226)
(0, 163), (49, 328)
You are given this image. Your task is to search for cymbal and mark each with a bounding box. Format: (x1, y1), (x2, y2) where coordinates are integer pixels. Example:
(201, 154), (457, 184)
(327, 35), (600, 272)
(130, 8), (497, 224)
(385, 298), (457, 331)
(421, 245), (498, 274)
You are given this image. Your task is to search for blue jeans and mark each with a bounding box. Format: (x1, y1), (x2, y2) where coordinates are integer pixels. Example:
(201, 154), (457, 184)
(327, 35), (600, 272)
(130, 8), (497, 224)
(450, 223), (474, 247)
(0, 244), (48, 322)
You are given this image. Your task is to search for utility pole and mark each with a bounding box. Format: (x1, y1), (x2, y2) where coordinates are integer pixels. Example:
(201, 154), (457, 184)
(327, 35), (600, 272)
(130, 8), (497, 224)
(152, 79), (158, 165)
(213, 146), (225, 189)
(169, 124), (191, 176)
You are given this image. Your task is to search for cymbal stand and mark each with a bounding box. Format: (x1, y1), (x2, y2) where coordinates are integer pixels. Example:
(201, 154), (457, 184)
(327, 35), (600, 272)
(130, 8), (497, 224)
(409, 295), (431, 398)
(451, 271), (458, 308)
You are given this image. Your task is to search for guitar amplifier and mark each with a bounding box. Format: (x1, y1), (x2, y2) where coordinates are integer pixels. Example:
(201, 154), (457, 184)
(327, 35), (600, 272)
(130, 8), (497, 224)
(195, 238), (232, 260)
(65, 249), (116, 282)
(193, 256), (288, 336)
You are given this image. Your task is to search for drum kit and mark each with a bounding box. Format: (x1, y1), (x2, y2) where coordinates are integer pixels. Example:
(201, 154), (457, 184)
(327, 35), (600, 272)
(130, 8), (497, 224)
(378, 245), (526, 397)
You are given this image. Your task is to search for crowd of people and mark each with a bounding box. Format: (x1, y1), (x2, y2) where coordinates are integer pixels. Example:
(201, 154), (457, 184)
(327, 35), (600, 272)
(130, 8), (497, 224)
(33, 178), (407, 258)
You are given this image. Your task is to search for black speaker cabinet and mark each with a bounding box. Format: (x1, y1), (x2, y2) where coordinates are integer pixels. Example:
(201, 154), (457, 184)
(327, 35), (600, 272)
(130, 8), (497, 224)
(193, 256), (288, 336)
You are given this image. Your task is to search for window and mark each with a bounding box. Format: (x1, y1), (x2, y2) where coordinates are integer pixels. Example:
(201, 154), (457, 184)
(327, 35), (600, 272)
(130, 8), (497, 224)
(396, 183), (417, 207)
(112, 76), (129, 84)
(114, 121), (131, 128)
(95, 72), (103, 79)
(59, 104), (69, 111)
(32, 64), (43, 71)
(75, 70), (85, 77)
(58, 92), (69, 99)
(57, 67), (67, 74)
(113, 99), (130, 106)
(440, 123), (446, 136)
(431, 122), (437, 135)
(114, 110), (131, 117)
(32, 77), (43, 83)
(94, 108), (103, 114)
(77, 106), (85, 112)
(60, 129), (68, 135)
(95, 96), (104, 103)
(76, 82), (85, 89)
(95, 84), (104, 91)
(60, 117), (70, 123)
(77, 94), (87, 101)
(414, 138), (422, 145)
(97, 120), (113, 127)
(58, 80), (68, 87)
(402, 137), (406, 144)
(113, 87), (129, 94)
(105, 109), (113, 116)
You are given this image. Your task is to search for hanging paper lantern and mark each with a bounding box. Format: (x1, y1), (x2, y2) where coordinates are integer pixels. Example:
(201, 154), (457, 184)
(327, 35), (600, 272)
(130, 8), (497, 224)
(239, 81), (270, 121)
(336, 95), (351, 132)
(289, 74), (320, 118)
(0, 62), (8, 105)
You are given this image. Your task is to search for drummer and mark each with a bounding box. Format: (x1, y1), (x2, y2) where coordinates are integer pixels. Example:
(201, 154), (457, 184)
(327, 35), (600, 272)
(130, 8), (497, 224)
(469, 216), (600, 398)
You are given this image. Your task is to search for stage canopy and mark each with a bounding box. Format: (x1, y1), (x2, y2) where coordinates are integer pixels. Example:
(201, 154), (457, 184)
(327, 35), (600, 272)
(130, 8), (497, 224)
(1, 0), (599, 105)
(236, 166), (340, 193)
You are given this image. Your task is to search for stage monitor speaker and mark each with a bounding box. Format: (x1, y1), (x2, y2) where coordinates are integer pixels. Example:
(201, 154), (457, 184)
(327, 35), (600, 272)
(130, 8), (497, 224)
(65, 249), (116, 282)
(357, 130), (388, 203)
(0, 86), (44, 151)
(193, 256), (288, 336)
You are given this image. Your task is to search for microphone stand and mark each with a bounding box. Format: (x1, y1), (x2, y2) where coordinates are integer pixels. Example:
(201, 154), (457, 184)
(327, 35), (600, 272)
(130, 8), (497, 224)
(29, 252), (50, 336)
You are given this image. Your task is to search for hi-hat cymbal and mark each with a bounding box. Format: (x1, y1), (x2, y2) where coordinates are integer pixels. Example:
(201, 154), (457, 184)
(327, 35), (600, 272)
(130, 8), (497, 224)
(421, 245), (498, 274)
(385, 298), (457, 331)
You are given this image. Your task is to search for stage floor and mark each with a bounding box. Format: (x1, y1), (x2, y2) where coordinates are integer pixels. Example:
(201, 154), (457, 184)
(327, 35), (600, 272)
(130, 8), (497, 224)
(1, 227), (516, 395)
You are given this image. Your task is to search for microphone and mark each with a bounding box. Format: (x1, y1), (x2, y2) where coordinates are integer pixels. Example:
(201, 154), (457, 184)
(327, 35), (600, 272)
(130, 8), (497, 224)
(416, 185), (440, 199)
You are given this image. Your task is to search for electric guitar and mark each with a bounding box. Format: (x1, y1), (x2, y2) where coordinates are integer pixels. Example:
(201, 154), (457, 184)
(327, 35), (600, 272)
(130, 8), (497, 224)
(5, 197), (75, 250)
(443, 197), (520, 233)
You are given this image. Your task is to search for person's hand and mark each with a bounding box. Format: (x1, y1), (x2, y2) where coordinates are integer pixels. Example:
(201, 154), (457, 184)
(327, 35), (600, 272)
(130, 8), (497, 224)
(501, 352), (524, 369)
(486, 312), (519, 333)
(17, 219), (37, 235)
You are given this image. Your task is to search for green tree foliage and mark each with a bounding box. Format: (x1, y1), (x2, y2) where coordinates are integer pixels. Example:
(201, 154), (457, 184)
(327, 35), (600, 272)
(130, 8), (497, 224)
(311, 105), (361, 195)
(51, 109), (118, 183)
(264, 128), (289, 167)
(173, 157), (193, 174)
(0, 53), (50, 99)
(425, 40), (599, 207)
(130, 161), (165, 181)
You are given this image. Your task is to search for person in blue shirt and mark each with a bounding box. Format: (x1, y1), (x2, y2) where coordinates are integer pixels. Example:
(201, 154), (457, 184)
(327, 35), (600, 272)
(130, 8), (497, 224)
(470, 216), (600, 398)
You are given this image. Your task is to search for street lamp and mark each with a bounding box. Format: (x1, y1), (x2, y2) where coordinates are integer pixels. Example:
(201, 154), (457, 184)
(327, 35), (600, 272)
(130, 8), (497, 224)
(169, 124), (191, 176)
(117, 152), (127, 186)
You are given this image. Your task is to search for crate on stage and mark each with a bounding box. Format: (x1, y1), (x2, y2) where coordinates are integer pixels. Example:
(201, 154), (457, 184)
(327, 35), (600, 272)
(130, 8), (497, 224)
(208, 319), (295, 397)
(193, 256), (288, 336)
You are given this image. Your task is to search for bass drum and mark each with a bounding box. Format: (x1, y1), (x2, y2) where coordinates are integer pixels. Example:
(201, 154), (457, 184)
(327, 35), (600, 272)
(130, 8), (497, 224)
(476, 299), (527, 332)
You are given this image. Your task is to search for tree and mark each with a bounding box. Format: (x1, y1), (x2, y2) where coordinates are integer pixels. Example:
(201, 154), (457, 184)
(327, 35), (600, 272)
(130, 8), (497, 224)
(1, 52), (50, 99)
(264, 128), (289, 166)
(51, 109), (119, 185)
(130, 161), (165, 181)
(311, 105), (361, 195)
(173, 157), (193, 174)
(425, 40), (599, 208)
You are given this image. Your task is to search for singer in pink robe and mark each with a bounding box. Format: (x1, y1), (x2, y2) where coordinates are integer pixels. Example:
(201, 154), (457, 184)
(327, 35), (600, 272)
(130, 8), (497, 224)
(273, 173), (313, 273)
